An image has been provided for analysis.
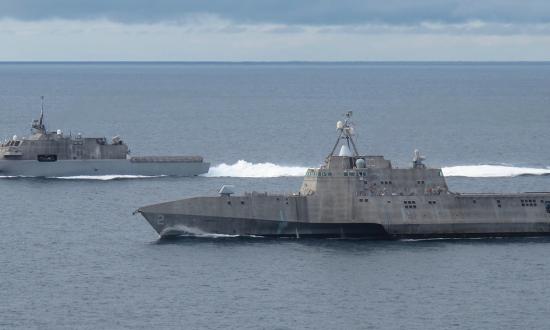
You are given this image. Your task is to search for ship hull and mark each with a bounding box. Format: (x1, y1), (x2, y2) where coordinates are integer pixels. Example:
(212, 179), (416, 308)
(140, 212), (390, 238)
(140, 211), (550, 239)
(0, 159), (209, 177)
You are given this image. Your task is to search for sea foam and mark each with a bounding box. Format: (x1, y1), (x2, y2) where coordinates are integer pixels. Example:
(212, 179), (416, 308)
(205, 161), (550, 178)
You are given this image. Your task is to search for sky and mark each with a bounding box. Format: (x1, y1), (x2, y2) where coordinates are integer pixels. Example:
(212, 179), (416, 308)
(0, 0), (549, 61)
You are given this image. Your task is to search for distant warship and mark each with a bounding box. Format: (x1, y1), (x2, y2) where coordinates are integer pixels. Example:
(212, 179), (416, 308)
(138, 112), (550, 238)
(0, 98), (209, 177)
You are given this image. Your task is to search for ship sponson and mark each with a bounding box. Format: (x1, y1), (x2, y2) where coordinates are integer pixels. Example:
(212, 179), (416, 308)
(138, 113), (550, 239)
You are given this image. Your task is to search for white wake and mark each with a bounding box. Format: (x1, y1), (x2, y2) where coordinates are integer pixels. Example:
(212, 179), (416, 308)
(205, 160), (309, 178)
(204, 161), (550, 179)
(2, 163), (549, 180)
(53, 175), (167, 180)
(442, 165), (550, 178)
(0, 174), (166, 180)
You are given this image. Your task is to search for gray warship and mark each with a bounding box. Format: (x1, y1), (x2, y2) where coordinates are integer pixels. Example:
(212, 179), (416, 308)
(137, 112), (550, 238)
(0, 99), (209, 177)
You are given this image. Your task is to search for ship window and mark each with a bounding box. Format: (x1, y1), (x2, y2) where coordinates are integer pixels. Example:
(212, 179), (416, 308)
(349, 172), (355, 176)
(328, 172), (332, 176)
(359, 199), (363, 202)
(473, 200), (477, 204)
(227, 201), (231, 205)
(240, 201), (245, 205)
(344, 172), (348, 177)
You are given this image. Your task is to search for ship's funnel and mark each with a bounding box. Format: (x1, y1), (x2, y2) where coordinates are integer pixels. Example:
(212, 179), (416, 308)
(339, 144), (352, 157)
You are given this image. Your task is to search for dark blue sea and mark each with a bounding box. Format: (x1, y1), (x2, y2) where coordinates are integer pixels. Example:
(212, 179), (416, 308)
(1, 62), (550, 329)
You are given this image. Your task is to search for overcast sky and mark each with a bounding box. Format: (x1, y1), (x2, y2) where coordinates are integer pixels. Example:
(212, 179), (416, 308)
(1, 0), (549, 61)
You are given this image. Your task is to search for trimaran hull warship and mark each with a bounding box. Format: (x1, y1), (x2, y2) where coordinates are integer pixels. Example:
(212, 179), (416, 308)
(0, 98), (209, 177)
(138, 112), (550, 238)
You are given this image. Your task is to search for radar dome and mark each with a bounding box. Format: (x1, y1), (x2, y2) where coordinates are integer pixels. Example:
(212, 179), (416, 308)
(219, 185), (235, 196)
(356, 158), (366, 168)
(339, 145), (352, 157)
(336, 121), (344, 130)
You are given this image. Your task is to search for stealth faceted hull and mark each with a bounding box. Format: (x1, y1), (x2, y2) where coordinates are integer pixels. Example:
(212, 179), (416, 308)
(137, 113), (550, 239)
(140, 211), (389, 238)
(138, 193), (550, 239)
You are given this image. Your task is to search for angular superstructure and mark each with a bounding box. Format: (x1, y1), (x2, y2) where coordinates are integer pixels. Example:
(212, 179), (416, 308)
(138, 112), (550, 238)
(0, 99), (209, 177)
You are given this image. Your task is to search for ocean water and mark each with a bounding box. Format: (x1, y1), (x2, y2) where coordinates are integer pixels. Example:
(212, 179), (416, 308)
(1, 62), (550, 329)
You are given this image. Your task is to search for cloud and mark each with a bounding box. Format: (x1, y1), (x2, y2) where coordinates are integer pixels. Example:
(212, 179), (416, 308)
(1, 0), (549, 25)
(1, 1), (549, 61)
(1, 17), (550, 61)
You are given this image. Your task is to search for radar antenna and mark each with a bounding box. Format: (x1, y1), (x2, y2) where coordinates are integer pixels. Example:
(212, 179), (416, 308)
(327, 111), (360, 160)
(412, 149), (426, 168)
(31, 96), (46, 134)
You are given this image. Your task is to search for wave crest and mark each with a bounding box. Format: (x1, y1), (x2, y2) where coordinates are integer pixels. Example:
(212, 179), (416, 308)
(442, 165), (550, 178)
(205, 160), (308, 178)
(205, 161), (550, 178)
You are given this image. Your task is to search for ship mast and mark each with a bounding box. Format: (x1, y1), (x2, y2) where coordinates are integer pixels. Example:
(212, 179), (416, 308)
(327, 111), (360, 160)
(31, 96), (46, 134)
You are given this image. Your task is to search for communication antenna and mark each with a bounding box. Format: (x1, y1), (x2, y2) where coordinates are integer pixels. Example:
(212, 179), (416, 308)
(327, 111), (360, 159)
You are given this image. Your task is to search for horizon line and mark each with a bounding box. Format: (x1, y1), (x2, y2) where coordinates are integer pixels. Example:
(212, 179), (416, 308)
(1, 60), (550, 65)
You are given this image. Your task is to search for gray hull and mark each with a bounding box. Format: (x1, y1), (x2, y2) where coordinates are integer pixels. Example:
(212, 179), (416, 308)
(138, 191), (550, 239)
(140, 211), (550, 239)
(0, 159), (209, 177)
(140, 212), (389, 238)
